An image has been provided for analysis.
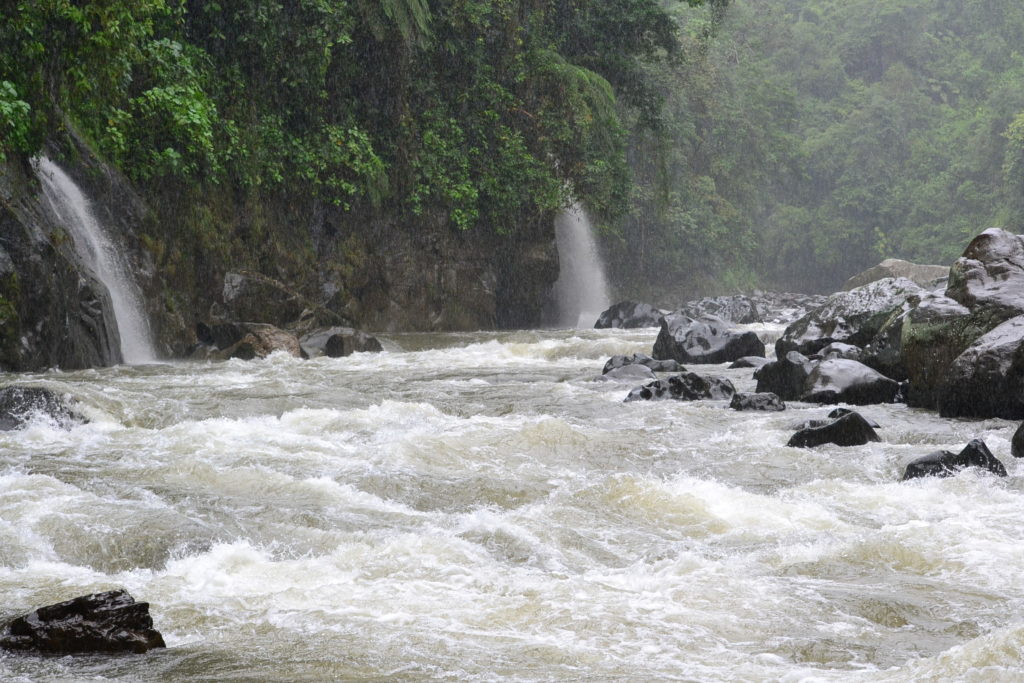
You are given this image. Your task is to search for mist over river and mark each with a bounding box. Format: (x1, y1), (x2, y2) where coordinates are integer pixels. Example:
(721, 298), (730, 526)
(2, 326), (1024, 681)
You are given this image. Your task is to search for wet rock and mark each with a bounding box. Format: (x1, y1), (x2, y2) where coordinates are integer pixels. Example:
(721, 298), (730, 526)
(221, 271), (306, 328)
(754, 351), (814, 401)
(827, 407), (880, 428)
(208, 323), (303, 360)
(730, 392), (785, 411)
(0, 589), (165, 655)
(653, 314), (765, 365)
(945, 228), (1024, 319)
(0, 386), (85, 431)
(1012, 422), (1024, 458)
(625, 372), (735, 402)
(776, 278), (923, 358)
(677, 295), (761, 325)
(602, 353), (684, 375)
(300, 326), (382, 358)
(937, 315), (1024, 419)
(595, 365), (657, 383)
(802, 359), (901, 405)
(817, 342), (862, 361)
(902, 439), (1007, 480)
(729, 356), (769, 369)
(595, 301), (663, 329)
(843, 258), (949, 291)
(787, 410), (880, 448)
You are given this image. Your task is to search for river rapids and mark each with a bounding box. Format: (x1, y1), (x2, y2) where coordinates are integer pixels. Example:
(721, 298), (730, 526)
(2, 326), (1023, 681)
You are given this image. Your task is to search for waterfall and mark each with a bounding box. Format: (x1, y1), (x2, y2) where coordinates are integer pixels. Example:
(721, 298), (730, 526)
(552, 204), (612, 328)
(36, 157), (158, 364)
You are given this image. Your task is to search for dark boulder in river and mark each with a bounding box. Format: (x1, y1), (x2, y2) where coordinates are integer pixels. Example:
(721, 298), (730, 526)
(595, 365), (657, 383)
(653, 314), (765, 365)
(729, 356), (769, 370)
(802, 359), (901, 405)
(0, 589), (165, 655)
(937, 315), (1024, 419)
(194, 322), (304, 360)
(902, 439), (1007, 480)
(730, 392), (785, 412)
(754, 351), (814, 401)
(603, 353), (684, 375)
(1013, 422), (1024, 458)
(676, 295), (761, 324)
(595, 301), (663, 329)
(787, 411), (880, 448)
(300, 326), (383, 358)
(0, 386), (85, 431)
(625, 372), (735, 402)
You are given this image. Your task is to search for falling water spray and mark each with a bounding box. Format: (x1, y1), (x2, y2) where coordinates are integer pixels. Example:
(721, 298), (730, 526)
(552, 203), (612, 328)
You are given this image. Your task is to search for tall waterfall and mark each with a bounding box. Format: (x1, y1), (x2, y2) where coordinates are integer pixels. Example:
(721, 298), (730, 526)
(552, 204), (612, 328)
(36, 157), (158, 364)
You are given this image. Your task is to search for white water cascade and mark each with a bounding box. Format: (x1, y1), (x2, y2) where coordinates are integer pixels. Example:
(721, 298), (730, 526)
(36, 157), (158, 364)
(552, 204), (612, 328)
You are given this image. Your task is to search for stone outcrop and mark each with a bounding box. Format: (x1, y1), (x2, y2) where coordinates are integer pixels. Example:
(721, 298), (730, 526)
(0, 386), (85, 431)
(787, 410), (880, 448)
(0, 590), (165, 655)
(842, 258), (948, 291)
(594, 301), (663, 329)
(902, 439), (1007, 480)
(653, 314), (765, 365)
(625, 372), (736, 402)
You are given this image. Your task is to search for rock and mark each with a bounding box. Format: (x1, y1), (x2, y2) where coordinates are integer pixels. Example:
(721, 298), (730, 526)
(602, 353), (684, 375)
(776, 278), (924, 358)
(0, 386), (85, 431)
(625, 372), (736, 402)
(300, 326), (382, 358)
(827, 407), (880, 428)
(817, 342), (862, 361)
(730, 392), (785, 411)
(945, 228), (1024, 319)
(653, 314), (765, 365)
(729, 356), (770, 369)
(802, 358), (901, 405)
(221, 271), (307, 328)
(902, 439), (1007, 480)
(937, 315), (1024, 419)
(843, 258), (949, 291)
(787, 410), (880, 448)
(595, 365), (658, 383)
(1012, 422), (1024, 458)
(754, 351), (814, 401)
(208, 323), (303, 360)
(677, 295), (762, 324)
(0, 589), (165, 655)
(595, 301), (663, 329)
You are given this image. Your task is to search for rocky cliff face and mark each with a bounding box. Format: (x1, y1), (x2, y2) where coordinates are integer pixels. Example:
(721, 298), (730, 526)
(0, 137), (560, 372)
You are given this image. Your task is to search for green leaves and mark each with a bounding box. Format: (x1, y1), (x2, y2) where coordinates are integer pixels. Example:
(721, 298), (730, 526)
(0, 81), (33, 161)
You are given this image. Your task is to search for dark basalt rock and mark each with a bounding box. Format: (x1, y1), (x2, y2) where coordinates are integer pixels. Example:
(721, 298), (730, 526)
(754, 351), (814, 401)
(677, 295), (762, 325)
(730, 392), (785, 411)
(653, 314), (765, 365)
(729, 356), (770, 369)
(1013, 422), (1024, 458)
(802, 359), (901, 405)
(937, 315), (1024, 419)
(0, 386), (85, 431)
(300, 326), (383, 358)
(595, 301), (664, 329)
(595, 365), (657, 383)
(787, 411), (880, 448)
(902, 439), (1007, 480)
(0, 589), (165, 655)
(603, 353), (684, 375)
(625, 372), (735, 402)
(776, 278), (923, 358)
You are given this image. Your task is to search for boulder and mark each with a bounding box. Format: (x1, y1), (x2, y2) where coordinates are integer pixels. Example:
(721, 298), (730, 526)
(802, 359), (901, 405)
(945, 228), (1024, 319)
(817, 342), (862, 361)
(902, 439), (1007, 480)
(625, 372), (736, 402)
(205, 323), (303, 360)
(602, 353), (684, 375)
(595, 365), (657, 383)
(937, 315), (1024, 419)
(729, 356), (770, 369)
(677, 295), (762, 324)
(653, 314), (765, 365)
(787, 410), (880, 448)
(1012, 422), (1024, 458)
(843, 258), (949, 291)
(0, 589), (165, 655)
(826, 407), (880, 428)
(595, 301), (663, 329)
(776, 278), (924, 358)
(754, 351), (814, 401)
(300, 326), (383, 358)
(730, 392), (785, 411)
(0, 386), (85, 431)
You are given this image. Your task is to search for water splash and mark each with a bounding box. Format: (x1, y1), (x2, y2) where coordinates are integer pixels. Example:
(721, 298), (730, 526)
(36, 157), (158, 364)
(552, 204), (611, 328)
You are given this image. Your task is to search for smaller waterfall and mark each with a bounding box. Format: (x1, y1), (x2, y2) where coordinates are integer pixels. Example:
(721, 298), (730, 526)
(36, 157), (158, 364)
(552, 204), (612, 328)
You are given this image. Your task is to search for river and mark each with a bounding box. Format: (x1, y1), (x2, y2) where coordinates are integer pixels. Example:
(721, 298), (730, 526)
(1, 326), (1022, 681)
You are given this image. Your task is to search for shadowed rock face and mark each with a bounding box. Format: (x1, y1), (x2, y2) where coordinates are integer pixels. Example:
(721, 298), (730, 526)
(902, 439), (1007, 480)
(787, 411), (880, 448)
(653, 314), (765, 365)
(0, 590), (165, 655)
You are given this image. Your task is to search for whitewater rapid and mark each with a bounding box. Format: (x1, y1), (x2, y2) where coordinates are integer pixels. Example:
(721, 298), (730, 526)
(1, 327), (1023, 681)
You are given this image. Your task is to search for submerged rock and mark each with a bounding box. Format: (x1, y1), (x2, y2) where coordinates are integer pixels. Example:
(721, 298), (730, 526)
(902, 439), (1007, 480)
(625, 372), (735, 402)
(730, 392), (785, 411)
(787, 410), (880, 448)
(653, 314), (765, 365)
(595, 365), (657, 383)
(595, 301), (663, 329)
(602, 353), (684, 375)
(0, 589), (165, 655)
(0, 386), (85, 431)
